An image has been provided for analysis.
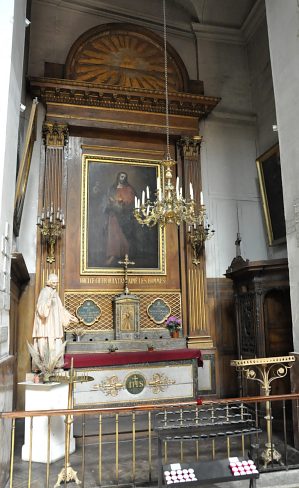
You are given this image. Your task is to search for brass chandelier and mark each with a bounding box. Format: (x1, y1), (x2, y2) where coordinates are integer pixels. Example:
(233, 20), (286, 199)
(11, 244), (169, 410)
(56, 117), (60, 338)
(133, 0), (215, 263)
(133, 0), (198, 228)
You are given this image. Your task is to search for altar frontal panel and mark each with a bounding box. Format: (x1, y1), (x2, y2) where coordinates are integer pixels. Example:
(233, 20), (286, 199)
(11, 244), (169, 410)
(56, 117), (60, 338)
(73, 361), (197, 407)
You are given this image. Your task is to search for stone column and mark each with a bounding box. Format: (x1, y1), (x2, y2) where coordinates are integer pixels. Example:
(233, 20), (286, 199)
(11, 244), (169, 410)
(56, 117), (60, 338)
(265, 0), (299, 445)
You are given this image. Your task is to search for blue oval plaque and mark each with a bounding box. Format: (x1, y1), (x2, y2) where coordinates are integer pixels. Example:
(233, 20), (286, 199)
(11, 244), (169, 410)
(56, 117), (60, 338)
(76, 299), (101, 326)
(147, 298), (171, 324)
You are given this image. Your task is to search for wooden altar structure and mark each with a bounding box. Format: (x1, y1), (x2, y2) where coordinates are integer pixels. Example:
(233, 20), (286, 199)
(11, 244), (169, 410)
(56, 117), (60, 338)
(64, 349), (203, 407)
(24, 22), (220, 400)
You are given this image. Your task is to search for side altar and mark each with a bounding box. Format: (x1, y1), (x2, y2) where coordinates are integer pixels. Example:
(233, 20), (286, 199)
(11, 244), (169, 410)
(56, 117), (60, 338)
(64, 256), (203, 407)
(65, 255), (186, 353)
(64, 349), (203, 407)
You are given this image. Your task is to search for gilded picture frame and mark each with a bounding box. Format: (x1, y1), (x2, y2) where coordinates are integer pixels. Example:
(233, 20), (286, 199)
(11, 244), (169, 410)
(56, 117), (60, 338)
(256, 143), (286, 246)
(13, 99), (38, 236)
(81, 155), (166, 275)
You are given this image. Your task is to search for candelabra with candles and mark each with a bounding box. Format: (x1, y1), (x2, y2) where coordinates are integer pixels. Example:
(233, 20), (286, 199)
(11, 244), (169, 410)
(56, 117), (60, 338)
(187, 197), (215, 265)
(37, 205), (65, 263)
(134, 156), (196, 227)
(134, 0), (200, 229)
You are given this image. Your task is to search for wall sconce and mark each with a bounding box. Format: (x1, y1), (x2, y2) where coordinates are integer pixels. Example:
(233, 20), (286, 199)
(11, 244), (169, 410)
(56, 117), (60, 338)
(37, 206), (65, 264)
(187, 197), (215, 265)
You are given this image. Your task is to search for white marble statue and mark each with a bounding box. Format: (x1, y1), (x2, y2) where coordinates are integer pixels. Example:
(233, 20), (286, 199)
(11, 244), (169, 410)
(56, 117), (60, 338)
(32, 273), (78, 367)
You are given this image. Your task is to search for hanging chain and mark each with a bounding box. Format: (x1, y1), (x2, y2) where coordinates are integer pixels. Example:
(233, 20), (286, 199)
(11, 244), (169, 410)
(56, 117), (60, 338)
(163, 0), (171, 160)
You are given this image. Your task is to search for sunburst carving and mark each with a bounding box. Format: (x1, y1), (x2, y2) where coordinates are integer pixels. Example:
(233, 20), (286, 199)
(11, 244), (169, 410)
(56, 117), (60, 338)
(66, 28), (184, 91)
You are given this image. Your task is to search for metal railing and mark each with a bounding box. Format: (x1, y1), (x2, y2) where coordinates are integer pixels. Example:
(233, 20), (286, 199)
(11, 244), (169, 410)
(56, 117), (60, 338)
(1, 394), (299, 488)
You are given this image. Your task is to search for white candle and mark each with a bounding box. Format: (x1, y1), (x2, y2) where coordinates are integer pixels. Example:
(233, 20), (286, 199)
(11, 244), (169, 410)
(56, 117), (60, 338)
(176, 177), (179, 198)
(158, 188), (162, 201)
(135, 196), (137, 208)
(142, 190), (145, 205)
(200, 191), (203, 205)
(137, 199), (140, 209)
(146, 186), (150, 199)
(156, 177), (160, 190)
(179, 187), (182, 198)
(189, 182), (194, 200)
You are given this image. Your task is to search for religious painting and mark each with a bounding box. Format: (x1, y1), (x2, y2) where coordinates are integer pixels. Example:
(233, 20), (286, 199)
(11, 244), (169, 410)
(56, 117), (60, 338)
(81, 155), (166, 274)
(256, 143), (286, 246)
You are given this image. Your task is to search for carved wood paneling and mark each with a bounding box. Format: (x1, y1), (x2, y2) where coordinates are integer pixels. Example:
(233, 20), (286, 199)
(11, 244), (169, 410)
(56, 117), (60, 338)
(64, 291), (181, 331)
(225, 258), (293, 397)
(207, 277), (238, 398)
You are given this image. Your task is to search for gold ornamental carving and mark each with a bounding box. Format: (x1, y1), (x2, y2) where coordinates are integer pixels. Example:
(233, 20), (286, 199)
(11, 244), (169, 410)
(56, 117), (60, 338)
(178, 136), (202, 158)
(148, 373), (175, 394)
(42, 121), (69, 147)
(92, 376), (124, 397)
(65, 25), (185, 92)
(64, 291), (182, 332)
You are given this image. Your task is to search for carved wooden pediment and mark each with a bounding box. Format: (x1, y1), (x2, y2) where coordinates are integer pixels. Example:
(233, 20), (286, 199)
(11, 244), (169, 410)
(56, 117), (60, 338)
(65, 23), (189, 92)
(29, 23), (220, 128)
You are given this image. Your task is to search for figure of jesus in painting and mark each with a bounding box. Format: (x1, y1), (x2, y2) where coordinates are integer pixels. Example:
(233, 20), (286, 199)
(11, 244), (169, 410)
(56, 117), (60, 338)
(104, 171), (136, 266)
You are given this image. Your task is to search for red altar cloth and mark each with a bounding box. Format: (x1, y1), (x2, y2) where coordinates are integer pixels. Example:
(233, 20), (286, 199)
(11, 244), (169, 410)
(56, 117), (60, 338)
(64, 348), (203, 368)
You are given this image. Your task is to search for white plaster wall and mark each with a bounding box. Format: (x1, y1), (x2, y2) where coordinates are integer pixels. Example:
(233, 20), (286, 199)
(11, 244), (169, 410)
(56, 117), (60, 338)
(247, 15), (287, 261)
(196, 39), (252, 113)
(0, 0), (27, 358)
(193, 30), (269, 277)
(265, 0), (299, 351)
(201, 116), (268, 277)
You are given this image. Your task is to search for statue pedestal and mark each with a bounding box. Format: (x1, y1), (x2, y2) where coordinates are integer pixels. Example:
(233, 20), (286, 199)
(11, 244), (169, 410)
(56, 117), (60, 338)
(20, 382), (75, 463)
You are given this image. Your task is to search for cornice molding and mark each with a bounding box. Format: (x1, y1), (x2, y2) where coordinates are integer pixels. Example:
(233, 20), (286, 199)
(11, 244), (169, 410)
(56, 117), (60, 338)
(241, 0), (266, 42)
(34, 0), (194, 40)
(201, 108), (257, 126)
(191, 23), (245, 45)
(29, 77), (220, 119)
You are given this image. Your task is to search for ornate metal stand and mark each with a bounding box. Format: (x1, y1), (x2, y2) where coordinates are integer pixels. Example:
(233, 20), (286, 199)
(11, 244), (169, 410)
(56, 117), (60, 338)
(231, 356), (295, 468)
(50, 362), (93, 487)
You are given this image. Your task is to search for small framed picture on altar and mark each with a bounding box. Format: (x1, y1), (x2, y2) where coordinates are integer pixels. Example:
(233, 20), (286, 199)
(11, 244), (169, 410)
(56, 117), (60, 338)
(256, 143), (286, 246)
(81, 154), (166, 275)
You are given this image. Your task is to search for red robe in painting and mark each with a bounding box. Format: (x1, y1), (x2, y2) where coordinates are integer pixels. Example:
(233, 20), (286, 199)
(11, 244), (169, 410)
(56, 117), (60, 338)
(105, 185), (136, 263)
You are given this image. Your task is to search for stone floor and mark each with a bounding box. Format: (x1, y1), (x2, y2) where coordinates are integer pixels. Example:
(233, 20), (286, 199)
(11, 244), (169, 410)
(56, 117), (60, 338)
(5, 419), (299, 488)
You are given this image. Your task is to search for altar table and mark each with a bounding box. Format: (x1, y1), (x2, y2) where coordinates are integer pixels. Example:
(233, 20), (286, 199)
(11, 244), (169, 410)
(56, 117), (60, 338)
(64, 349), (202, 408)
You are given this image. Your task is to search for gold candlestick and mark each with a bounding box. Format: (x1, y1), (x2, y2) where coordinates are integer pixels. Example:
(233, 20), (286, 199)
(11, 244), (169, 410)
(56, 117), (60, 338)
(51, 360), (93, 487)
(231, 355), (295, 468)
